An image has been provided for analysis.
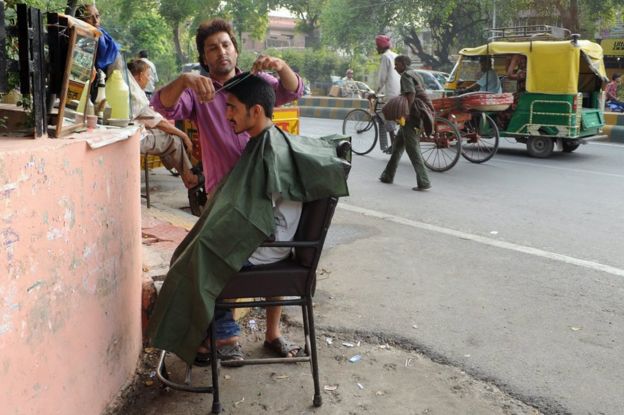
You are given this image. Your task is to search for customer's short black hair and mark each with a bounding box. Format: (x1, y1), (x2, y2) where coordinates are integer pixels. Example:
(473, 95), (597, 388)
(612, 73), (621, 81)
(224, 72), (275, 118)
(138, 50), (148, 59)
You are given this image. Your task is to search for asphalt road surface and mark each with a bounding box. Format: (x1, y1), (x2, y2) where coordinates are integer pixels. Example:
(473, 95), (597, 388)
(299, 117), (624, 415)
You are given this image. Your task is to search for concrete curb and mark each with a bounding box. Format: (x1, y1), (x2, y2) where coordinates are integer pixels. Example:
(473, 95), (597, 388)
(603, 112), (624, 143)
(601, 125), (624, 143)
(297, 96), (367, 120)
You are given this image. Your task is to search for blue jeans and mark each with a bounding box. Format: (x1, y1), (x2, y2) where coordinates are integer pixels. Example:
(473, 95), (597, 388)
(214, 309), (241, 340)
(213, 261), (253, 340)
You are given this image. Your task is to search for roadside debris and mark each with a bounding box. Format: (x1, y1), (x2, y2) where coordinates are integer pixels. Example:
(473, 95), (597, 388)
(349, 354), (362, 363)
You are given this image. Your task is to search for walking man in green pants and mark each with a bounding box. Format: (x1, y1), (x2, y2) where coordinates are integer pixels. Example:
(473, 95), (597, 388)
(379, 55), (431, 191)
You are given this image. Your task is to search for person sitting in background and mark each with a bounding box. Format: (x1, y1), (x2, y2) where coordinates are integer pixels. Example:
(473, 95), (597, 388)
(505, 54), (527, 92)
(138, 50), (159, 98)
(459, 56), (502, 94)
(127, 60), (198, 189)
(341, 69), (359, 97)
(605, 73), (624, 111)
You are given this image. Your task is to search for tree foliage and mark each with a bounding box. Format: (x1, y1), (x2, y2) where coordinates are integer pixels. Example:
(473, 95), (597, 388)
(320, 0), (394, 55)
(276, 0), (328, 48)
(319, 0), (488, 70)
(396, 0), (489, 70)
(497, 0), (624, 36)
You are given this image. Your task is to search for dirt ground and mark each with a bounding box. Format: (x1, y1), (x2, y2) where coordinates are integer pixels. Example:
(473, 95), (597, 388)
(107, 310), (539, 415)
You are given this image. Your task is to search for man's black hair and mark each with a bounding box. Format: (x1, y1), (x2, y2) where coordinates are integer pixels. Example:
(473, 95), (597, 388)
(224, 72), (275, 118)
(196, 18), (239, 73)
(139, 50), (149, 59)
(395, 55), (411, 67)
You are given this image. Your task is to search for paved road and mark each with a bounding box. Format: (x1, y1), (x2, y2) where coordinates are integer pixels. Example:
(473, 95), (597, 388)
(299, 117), (624, 414)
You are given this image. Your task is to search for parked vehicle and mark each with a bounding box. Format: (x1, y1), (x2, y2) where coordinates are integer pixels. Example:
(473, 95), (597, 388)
(414, 69), (449, 99)
(444, 26), (608, 158)
(329, 76), (374, 98)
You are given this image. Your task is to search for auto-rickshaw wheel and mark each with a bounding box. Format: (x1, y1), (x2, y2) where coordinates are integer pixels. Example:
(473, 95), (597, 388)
(562, 141), (581, 153)
(526, 136), (554, 158)
(461, 112), (499, 163)
(421, 117), (462, 172)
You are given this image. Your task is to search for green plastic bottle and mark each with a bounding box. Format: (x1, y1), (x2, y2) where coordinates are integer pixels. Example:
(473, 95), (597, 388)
(105, 70), (129, 120)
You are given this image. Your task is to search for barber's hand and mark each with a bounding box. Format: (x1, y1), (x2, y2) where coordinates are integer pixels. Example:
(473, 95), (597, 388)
(182, 73), (215, 103)
(251, 55), (286, 73)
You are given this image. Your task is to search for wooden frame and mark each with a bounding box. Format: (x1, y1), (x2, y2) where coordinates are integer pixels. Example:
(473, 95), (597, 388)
(53, 15), (99, 137)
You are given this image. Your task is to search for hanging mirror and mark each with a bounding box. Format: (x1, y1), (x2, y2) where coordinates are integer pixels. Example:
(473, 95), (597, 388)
(52, 15), (99, 137)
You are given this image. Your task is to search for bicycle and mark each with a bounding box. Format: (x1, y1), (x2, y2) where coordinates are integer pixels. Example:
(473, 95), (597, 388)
(342, 95), (396, 155)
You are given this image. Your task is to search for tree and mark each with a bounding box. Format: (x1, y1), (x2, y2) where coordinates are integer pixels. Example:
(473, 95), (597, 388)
(320, 0), (394, 55)
(320, 0), (488, 70)
(158, 0), (208, 65)
(221, 0), (276, 44)
(397, 0), (489, 70)
(499, 0), (623, 37)
(277, 0), (328, 48)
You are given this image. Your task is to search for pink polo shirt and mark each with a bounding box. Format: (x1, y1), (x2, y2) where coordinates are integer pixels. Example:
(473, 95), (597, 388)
(151, 71), (303, 193)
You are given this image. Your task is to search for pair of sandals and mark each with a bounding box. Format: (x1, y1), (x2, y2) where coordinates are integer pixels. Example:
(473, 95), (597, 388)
(194, 336), (304, 367)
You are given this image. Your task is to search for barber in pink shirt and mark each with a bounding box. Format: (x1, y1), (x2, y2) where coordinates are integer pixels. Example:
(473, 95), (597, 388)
(151, 18), (303, 196)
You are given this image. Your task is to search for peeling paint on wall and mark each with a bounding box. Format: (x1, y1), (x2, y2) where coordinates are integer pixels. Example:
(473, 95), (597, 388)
(0, 284), (18, 337)
(1, 134), (142, 414)
(1, 183), (17, 198)
(1, 228), (19, 264)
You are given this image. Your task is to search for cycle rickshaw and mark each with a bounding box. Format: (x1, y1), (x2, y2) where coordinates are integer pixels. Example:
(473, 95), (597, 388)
(342, 91), (513, 172)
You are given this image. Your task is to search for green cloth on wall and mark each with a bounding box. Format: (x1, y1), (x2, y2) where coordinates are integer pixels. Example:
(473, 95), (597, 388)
(147, 126), (350, 364)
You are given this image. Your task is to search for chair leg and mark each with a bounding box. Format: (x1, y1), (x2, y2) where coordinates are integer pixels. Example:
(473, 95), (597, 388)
(210, 322), (221, 414)
(306, 297), (322, 407)
(302, 304), (311, 355)
(143, 154), (151, 208)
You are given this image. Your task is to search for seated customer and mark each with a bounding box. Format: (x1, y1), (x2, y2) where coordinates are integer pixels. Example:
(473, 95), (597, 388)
(197, 73), (304, 363)
(127, 60), (198, 189)
(146, 73), (349, 366)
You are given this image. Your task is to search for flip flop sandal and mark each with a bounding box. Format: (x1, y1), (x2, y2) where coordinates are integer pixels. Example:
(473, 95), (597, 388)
(194, 343), (244, 367)
(263, 337), (304, 358)
(217, 343), (244, 362)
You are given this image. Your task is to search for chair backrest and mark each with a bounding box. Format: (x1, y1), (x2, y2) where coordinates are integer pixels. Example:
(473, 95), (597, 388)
(294, 197), (338, 268)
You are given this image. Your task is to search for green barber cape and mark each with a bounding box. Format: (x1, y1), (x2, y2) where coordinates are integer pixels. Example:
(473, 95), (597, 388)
(147, 125), (350, 364)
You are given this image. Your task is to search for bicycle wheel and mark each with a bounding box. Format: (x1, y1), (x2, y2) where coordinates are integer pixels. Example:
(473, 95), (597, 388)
(461, 112), (499, 163)
(421, 117), (462, 172)
(342, 109), (378, 155)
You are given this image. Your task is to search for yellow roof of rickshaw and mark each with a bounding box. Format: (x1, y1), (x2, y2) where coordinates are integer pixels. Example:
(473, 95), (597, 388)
(457, 40), (607, 94)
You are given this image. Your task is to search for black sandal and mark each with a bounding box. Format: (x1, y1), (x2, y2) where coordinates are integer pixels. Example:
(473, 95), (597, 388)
(194, 343), (245, 367)
(263, 337), (304, 358)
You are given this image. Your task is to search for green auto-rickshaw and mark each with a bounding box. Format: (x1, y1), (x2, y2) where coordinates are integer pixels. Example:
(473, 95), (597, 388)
(445, 30), (608, 157)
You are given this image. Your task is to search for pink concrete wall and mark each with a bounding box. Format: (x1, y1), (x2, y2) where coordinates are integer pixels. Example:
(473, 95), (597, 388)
(0, 133), (142, 415)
